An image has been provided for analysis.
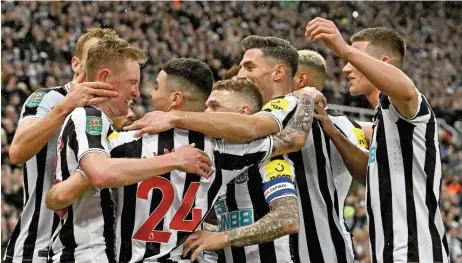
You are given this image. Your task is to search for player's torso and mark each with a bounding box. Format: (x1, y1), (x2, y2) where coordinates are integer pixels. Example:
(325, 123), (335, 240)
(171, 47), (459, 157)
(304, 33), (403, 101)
(5, 86), (68, 263)
(289, 120), (353, 263)
(216, 168), (295, 263)
(114, 130), (221, 263)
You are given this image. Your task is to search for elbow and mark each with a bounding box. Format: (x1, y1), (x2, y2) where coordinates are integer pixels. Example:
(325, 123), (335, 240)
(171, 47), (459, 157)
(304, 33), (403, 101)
(293, 133), (307, 152)
(9, 145), (25, 165)
(86, 170), (115, 188)
(46, 191), (72, 210)
(401, 83), (418, 102)
(282, 216), (300, 235)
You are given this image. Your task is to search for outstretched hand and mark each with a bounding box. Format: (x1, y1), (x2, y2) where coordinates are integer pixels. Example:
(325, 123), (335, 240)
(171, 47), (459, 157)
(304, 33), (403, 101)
(169, 144), (213, 178)
(123, 111), (176, 137)
(182, 231), (229, 261)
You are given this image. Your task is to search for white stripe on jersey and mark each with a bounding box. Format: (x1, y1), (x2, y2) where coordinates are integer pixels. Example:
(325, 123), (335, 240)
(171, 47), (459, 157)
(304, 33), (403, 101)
(109, 129), (272, 263)
(4, 84), (70, 263)
(51, 106), (116, 263)
(366, 94), (449, 263)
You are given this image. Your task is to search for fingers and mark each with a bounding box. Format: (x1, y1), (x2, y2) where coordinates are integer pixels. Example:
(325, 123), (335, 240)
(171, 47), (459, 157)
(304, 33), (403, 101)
(182, 234), (199, 257)
(314, 113), (323, 120)
(82, 82), (115, 90)
(88, 97), (111, 105)
(314, 103), (328, 116)
(124, 120), (148, 131)
(164, 104), (172, 112)
(189, 143), (196, 148)
(133, 127), (151, 137)
(195, 167), (209, 178)
(85, 87), (118, 98)
(307, 26), (333, 40)
(190, 245), (204, 262)
(198, 152), (212, 167)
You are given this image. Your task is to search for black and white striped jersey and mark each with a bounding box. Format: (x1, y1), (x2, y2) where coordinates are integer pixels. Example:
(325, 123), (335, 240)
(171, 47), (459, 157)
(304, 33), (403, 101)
(50, 106), (116, 263)
(216, 94), (299, 263)
(4, 83), (70, 263)
(327, 109), (368, 252)
(108, 128), (274, 263)
(366, 93), (449, 263)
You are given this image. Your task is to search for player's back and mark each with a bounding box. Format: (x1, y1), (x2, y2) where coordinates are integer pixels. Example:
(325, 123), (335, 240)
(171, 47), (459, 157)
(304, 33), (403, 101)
(109, 128), (272, 263)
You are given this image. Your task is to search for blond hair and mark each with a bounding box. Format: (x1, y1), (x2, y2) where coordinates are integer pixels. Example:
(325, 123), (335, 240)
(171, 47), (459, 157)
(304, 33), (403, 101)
(85, 37), (148, 79)
(298, 50), (327, 75)
(74, 28), (119, 59)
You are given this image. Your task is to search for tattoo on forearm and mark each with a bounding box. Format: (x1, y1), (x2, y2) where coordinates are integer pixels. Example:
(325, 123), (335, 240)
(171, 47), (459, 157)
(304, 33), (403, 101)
(272, 94), (314, 155)
(203, 222), (220, 232)
(225, 196), (299, 247)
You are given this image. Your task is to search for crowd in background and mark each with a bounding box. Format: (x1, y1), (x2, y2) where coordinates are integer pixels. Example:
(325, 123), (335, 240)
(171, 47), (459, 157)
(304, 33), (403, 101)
(1, 1), (461, 261)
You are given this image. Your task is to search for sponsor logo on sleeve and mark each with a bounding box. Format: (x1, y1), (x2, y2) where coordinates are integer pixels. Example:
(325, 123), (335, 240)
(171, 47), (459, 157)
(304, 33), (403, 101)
(264, 159), (294, 181)
(86, 116), (103, 135)
(26, 91), (46, 107)
(353, 127), (368, 148)
(262, 98), (290, 111)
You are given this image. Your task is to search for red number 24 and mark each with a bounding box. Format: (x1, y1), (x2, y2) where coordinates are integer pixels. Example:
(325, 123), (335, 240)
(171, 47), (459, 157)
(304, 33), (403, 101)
(132, 176), (202, 243)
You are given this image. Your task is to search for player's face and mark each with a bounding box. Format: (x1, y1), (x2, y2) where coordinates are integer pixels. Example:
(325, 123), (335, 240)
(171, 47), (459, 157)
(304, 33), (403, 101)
(343, 41), (375, 96)
(150, 70), (173, 111)
(106, 59), (141, 117)
(237, 49), (274, 95)
(205, 90), (248, 114)
(112, 102), (135, 131)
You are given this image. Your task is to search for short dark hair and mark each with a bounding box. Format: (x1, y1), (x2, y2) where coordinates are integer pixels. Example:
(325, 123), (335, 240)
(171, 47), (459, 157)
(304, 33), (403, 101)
(162, 58), (214, 100)
(241, 35), (299, 77)
(221, 65), (242, 80)
(212, 79), (263, 112)
(351, 27), (406, 68)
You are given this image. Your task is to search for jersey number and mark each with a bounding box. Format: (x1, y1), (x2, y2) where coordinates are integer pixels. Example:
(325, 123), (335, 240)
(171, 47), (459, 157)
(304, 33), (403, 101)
(132, 177), (202, 243)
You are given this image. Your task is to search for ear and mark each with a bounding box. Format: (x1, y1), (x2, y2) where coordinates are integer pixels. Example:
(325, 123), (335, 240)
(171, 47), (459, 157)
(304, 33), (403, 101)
(97, 69), (110, 82)
(237, 105), (251, 115)
(71, 57), (80, 75)
(298, 72), (309, 87)
(169, 91), (184, 109)
(273, 64), (287, 82)
(381, 56), (392, 65)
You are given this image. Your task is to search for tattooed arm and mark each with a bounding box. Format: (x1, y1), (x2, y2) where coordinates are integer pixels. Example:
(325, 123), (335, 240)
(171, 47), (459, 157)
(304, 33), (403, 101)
(226, 196), (299, 246)
(270, 93), (314, 157)
(183, 196), (299, 260)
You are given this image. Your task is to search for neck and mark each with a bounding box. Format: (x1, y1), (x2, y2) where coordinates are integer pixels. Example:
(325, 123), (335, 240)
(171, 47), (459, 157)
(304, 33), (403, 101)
(366, 89), (381, 108)
(97, 103), (117, 121)
(263, 81), (293, 104)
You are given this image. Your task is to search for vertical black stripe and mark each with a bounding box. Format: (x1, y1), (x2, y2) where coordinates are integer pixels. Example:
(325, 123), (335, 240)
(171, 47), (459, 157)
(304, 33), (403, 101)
(51, 213), (60, 239)
(118, 183), (138, 262)
(59, 121), (77, 263)
(396, 119), (419, 262)
(423, 113), (444, 262)
(225, 182), (246, 262)
(375, 110), (394, 262)
(24, 166), (30, 203)
(288, 151), (324, 262)
(22, 144), (48, 260)
(5, 219), (21, 260)
(312, 123), (347, 263)
(247, 165), (277, 263)
(143, 129), (175, 259)
(290, 233), (300, 263)
(55, 87), (68, 97)
(281, 107), (296, 128)
(83, 107), (104, 149)
(176, 131), (205, 246)
(208, 153), (223, 210)
(101, 189), (116, 263)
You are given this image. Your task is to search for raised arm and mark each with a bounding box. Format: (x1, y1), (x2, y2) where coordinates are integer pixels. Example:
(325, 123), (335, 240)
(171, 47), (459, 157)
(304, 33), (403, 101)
(9, 72), (116, 164)
(306, 17), (419, 118)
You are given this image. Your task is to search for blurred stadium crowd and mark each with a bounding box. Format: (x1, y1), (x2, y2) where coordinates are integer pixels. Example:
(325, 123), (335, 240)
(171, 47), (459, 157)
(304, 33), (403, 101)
(1, 1), (461, 262)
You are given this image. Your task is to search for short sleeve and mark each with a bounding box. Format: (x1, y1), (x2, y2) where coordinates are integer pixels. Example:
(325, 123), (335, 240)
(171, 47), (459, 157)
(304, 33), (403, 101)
(18, 89), (63, 124)
(256, 94), (298, 131)
(258, 155), (297, 204)
(70, 107), (112, 162)
(384, 93), (432, 124)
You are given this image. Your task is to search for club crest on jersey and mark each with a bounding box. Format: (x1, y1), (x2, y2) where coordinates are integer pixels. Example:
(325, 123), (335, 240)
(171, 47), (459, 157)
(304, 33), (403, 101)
(265, 159), (294, 181)
(234, 171), (249, 184)
(26, 91), (46, 107)
(86, 116), (103, 135)
(262, 98), (290, 111)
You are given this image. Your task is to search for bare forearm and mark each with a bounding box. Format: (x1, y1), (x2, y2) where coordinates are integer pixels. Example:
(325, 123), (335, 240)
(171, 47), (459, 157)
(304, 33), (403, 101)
(272, 94), (314, 157)
(10, 105), (71, 164)
(173, 111), (277, 142)
(343, 48), (416, 101)
(46, 173), (92, 210)
(329, 130), (368, 184)
(225, 197), (299, 247)
(92, 155), (179, 188)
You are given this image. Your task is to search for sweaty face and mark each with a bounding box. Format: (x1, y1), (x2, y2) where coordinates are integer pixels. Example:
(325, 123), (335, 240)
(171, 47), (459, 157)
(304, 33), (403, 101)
(205, 90), (246, 113)
(106, 59), (141, 117)
(150, 70), (173, 111)
(343, 41), (375, 96)
(237, 49), (274, 98)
